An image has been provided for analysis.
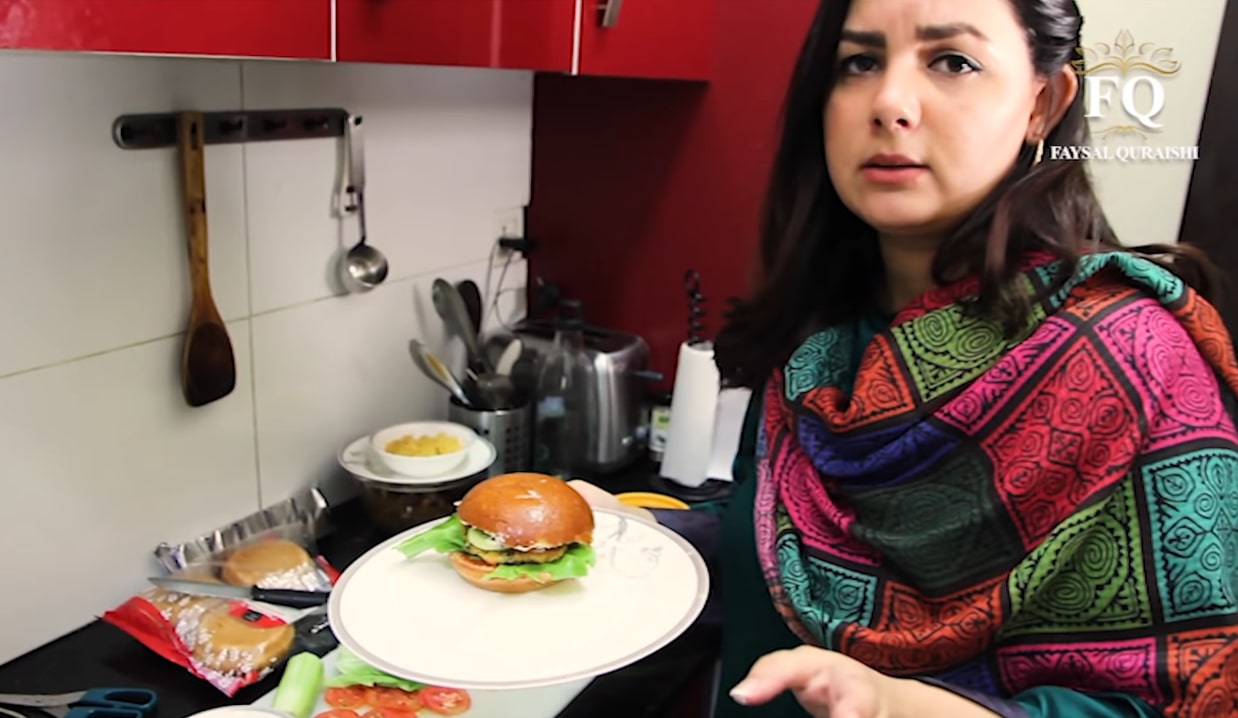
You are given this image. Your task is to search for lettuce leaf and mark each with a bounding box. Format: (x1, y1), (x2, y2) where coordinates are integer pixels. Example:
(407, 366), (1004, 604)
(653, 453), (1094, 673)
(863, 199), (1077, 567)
(395, 514), (467, 558)
(327, 647), (425, 692)
(394, 512), (596, 584)
(483, 543), (596, 584)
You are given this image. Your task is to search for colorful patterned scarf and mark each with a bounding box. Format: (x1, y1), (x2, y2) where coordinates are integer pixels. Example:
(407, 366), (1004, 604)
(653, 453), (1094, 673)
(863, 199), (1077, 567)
(754, 251), (1238, 716)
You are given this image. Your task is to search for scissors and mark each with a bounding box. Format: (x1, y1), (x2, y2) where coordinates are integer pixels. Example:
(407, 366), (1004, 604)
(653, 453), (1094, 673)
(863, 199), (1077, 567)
(0, 688), (157, 718)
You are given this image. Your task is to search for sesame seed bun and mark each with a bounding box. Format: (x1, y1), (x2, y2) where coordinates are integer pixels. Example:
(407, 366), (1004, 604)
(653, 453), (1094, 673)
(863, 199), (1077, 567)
(456, 473), (594, 549)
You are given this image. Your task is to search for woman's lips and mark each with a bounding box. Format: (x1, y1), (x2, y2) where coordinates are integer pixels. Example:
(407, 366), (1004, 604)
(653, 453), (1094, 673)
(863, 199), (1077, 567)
(860, 165), (928, 184)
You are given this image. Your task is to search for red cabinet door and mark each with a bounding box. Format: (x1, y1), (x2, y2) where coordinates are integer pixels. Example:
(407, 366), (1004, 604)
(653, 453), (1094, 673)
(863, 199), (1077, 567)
(335, 0), (715, 80)
(578, 0), (716, 80)
(0, 0), (331, 59)
(336, 0), (577, 72)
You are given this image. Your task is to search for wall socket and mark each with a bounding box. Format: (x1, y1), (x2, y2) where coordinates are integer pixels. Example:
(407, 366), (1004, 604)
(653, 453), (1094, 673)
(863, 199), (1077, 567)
(493, 206), (525, 263)
(495, 206), (525, 243)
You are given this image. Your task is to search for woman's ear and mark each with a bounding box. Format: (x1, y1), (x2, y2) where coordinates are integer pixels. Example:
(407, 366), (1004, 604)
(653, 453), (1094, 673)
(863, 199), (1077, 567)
(1027, 65), (1079, 142)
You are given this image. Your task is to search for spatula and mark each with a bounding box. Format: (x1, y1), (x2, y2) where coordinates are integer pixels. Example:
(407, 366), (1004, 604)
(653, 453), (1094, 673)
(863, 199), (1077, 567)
(176, 111), (236, 407)
(456, 279), (483, 334)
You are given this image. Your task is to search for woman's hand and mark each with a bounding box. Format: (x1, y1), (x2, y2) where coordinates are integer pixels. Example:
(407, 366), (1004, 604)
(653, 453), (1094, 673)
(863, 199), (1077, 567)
(730, 646), (898, 718)
(565, 480), (656, 523)
(731, 646), (1001, 718)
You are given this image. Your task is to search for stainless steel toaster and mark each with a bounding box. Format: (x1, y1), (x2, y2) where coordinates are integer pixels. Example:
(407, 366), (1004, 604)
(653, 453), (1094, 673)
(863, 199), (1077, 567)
(482, 320), (659, 474)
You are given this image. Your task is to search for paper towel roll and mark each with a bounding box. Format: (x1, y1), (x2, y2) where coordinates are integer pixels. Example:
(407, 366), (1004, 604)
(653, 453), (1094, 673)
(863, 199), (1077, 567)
(660, 340), (721, 488)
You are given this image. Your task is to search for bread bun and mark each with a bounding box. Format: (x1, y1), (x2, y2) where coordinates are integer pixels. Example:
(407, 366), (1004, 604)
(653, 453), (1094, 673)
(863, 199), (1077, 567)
(192, 611), (295, 674)
(221, 539), (316, 588)
(448, 551), (560, 594)
(457, 473), (594, 549)
(147, 569), (224, 619)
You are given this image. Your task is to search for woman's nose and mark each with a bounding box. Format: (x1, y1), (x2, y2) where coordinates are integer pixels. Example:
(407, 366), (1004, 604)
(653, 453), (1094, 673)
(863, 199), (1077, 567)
(870, 62), (922, 130)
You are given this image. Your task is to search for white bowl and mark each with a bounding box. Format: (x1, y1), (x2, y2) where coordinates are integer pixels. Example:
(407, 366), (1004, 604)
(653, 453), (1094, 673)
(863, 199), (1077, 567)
(186, 709), (289, 718)
(370, 421), (476, 478)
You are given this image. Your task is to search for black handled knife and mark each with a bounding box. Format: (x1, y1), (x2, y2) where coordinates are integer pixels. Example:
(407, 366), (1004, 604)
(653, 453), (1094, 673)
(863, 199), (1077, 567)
(148, 576), (330, 609)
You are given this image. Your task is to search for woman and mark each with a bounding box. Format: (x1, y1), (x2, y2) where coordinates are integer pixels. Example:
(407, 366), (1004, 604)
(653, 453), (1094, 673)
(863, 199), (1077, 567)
(574, 0), (1238, 715)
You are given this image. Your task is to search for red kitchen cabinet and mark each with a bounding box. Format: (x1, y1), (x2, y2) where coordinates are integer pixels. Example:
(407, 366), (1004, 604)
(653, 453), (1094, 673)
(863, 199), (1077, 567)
(336, 0), (717, 81)
(336, 0), (574, 73)
(578, 0), (716, 80)
(0, 0), (332, 60)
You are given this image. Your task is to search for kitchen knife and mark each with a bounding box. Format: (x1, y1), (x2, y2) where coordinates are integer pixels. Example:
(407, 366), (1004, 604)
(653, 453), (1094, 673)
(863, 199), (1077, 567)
(148, 577), (330, 609)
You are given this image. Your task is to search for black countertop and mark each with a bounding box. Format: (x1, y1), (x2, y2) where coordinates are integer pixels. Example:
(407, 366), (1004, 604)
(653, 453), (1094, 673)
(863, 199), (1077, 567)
(0, 461), (728, 718)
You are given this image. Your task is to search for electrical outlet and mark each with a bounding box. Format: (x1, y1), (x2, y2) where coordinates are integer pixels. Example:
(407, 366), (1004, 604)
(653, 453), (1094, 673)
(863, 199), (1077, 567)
(493, 207), (526, 263)
(495, 206), (524, 241)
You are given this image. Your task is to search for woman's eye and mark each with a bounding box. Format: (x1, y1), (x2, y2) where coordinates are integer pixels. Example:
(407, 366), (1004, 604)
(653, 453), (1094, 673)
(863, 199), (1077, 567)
(839, 54), (880, 75)
(931, 53), (980, 74)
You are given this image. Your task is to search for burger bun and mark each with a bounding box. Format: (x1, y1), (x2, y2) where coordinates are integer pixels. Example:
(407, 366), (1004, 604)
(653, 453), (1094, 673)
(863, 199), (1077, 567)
(457, 472), (595, 548)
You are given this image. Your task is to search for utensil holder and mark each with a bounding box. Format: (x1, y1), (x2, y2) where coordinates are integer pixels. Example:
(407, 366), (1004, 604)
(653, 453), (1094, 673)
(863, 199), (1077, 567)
(448, 397), (532, 476)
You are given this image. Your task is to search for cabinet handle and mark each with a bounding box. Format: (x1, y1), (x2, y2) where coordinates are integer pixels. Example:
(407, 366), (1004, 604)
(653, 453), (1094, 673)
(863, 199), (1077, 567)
(599, 0), (623, 27)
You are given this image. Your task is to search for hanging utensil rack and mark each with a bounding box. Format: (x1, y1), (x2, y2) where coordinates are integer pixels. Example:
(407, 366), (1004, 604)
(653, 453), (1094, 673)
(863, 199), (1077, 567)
(112, 108), (349, 150)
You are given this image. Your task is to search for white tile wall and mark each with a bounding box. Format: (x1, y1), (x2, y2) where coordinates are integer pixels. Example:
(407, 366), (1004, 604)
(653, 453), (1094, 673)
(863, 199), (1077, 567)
(0, 52), (533, 665)
(251, 261), (526, 506)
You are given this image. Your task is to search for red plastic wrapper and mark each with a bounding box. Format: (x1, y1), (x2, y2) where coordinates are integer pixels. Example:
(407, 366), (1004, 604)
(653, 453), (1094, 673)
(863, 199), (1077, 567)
(103, 489), (340, 696)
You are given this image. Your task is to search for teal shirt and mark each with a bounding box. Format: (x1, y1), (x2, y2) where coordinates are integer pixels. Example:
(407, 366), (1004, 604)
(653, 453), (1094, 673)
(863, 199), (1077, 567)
(704, 313), (1160, 718)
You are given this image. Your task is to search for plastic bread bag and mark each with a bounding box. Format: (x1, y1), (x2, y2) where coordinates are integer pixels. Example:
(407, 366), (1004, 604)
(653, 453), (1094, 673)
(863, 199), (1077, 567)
(154, 488), (336, 589)
(103, 489), (340, 696)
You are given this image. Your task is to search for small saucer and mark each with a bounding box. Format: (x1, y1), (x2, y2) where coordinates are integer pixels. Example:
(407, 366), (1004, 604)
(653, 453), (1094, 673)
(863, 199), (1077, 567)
(338, 433), (496, 486)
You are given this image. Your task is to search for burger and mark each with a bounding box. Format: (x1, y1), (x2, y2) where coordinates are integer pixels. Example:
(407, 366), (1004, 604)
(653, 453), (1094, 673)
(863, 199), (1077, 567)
(396, 472), (597, 593)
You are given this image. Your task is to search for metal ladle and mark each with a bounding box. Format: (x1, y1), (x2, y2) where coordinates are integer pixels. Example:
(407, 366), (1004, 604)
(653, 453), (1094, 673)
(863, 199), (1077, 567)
(340, 115), (388, 291)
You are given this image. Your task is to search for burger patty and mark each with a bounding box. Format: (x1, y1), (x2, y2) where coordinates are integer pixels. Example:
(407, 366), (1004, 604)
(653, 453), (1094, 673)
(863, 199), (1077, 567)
(465, 545), (567, 566)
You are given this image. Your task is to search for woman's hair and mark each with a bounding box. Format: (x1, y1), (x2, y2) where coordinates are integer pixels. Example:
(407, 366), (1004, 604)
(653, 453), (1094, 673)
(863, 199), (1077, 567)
(714, 0), (1220, 390)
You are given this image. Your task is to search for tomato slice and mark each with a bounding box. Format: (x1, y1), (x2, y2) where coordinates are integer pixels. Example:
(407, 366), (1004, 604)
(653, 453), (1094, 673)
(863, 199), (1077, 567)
(367, 687), (423, 712)
(325, 687), (370, 710)
(360, 709), (419, 718)
(420, 686), (472, 715)
(315, 710), (361, 718)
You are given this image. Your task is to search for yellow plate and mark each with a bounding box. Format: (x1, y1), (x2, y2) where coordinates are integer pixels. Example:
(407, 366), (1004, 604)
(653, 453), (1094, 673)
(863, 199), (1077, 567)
(616, 492), (690, 511)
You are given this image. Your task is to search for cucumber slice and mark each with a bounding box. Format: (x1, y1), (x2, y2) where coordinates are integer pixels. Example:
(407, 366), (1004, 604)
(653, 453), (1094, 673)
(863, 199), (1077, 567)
(271, 652), (324, 718)
(467, 527), (506, 551)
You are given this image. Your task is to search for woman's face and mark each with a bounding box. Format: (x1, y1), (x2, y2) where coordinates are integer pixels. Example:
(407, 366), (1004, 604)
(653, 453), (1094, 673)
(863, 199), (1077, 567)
(824, 0), (1046, 239)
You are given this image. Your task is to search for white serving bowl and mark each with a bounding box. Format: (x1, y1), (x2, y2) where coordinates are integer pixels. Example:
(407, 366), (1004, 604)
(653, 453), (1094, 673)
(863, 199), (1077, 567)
(369, 420), (476, 478)
(186, 709), (289, 718)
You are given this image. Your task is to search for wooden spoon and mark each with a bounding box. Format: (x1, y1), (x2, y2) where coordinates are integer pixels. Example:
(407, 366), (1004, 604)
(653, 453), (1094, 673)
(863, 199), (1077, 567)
(176, 111), (236, 407)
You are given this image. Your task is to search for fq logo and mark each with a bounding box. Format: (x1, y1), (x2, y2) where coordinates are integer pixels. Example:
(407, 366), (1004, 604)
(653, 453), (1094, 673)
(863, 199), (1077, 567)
(1074, 29), (1182, 141)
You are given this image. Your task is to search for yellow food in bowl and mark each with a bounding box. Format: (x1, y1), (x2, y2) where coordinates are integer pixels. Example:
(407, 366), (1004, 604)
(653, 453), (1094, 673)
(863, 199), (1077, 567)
(384, 432), (464, 457)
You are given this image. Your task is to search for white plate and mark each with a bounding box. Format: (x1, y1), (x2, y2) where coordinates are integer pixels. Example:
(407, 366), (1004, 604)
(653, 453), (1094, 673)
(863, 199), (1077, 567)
(338, 433), (496, 486)
(328, 508), (710, 690)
